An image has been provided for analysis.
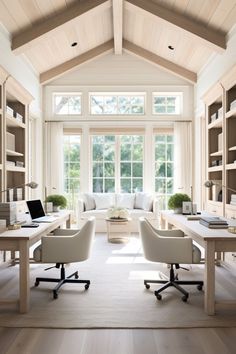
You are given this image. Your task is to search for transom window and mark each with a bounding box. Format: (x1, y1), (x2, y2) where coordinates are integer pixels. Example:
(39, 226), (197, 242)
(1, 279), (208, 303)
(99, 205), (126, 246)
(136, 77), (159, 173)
(155, 134), (174, 209)
(89, 93), (145, 115)
(152, 93), (181, 115)
(91, 135), (144, 192)
(54, 93), (82, 115)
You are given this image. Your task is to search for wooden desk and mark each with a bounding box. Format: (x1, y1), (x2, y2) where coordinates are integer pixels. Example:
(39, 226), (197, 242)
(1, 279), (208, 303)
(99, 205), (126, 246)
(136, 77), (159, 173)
(0, 210), (71, 313)
(161, 211), (236, 315)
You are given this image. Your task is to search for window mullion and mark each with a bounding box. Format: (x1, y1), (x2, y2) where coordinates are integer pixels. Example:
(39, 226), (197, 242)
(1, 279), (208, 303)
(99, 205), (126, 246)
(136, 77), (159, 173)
(116, 136), (120, 193)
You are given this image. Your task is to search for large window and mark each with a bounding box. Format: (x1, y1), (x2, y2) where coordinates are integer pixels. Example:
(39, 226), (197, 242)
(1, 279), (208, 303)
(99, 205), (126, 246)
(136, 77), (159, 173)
(120, 135), (143, 192)
(155, 134), (174, 209)
(54, 93), (82, 115)
(90, 93), (145, 115)
(152, 93), (181, 115)
(64, 135), (80, 209)
(92, 135), (116, 193)
(92, 135), (144, 192)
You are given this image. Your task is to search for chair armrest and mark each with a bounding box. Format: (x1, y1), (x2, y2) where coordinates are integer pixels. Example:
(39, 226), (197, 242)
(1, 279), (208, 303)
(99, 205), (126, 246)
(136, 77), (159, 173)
(52, 228), (80, 236)
(144, 218), (184, 237)
(156, 229), (185, 237)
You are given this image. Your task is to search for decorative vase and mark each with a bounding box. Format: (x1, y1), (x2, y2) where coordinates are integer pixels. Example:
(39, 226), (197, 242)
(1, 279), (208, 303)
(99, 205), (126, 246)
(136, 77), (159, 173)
(174, 207), (182, 214)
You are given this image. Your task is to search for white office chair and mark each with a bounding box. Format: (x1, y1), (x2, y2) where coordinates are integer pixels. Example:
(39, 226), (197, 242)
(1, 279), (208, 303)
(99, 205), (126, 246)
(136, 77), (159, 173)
(139, 217), (203, 302)
(33, 217), (95, 299)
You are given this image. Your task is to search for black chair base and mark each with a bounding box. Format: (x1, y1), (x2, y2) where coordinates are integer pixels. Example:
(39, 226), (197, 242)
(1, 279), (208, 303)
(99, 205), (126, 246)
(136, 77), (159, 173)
(35, 263), (90, 299)
(144, 264), (203, 302)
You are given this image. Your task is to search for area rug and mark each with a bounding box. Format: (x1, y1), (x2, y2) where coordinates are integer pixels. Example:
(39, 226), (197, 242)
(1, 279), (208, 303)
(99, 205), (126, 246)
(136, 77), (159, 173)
(0, 234), (236, 328)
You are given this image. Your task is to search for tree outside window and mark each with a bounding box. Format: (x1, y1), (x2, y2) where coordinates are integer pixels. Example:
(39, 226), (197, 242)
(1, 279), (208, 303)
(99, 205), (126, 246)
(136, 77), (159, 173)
(64, 135), (80, 211)
(92, 135), (144, 193)
(155, 134), (174, 209)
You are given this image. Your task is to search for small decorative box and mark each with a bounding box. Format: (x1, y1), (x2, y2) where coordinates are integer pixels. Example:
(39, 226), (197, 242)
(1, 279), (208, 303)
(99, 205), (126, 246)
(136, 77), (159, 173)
(6, 106), (14, 116)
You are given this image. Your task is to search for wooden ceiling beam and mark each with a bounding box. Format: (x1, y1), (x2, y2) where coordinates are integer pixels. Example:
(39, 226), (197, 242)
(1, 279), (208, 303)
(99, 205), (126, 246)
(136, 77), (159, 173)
(123, 40), (197, 83)
(12, 0), (110, 54)
(126, 0), (226, 53)
(112, 0), (123, 54)
(40, 40), (113, 84)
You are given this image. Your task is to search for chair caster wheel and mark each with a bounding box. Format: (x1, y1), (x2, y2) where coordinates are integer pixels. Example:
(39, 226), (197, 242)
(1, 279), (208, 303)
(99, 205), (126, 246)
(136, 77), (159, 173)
(53, 291), (58, 299)
(35, 280), (39, 287)
(155, 294), (162, 300)
(197, 284), (203, 291)
(182, 295), (188, 302)
(75, 272), (79, 279)
(85, 284), (90, 290)
(145, 284), (150, 289)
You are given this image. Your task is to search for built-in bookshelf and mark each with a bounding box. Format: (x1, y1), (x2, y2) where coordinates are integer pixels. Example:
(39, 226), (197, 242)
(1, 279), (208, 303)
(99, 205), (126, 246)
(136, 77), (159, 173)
(203, 65), (236, 218)
(0, 66), (33, 203)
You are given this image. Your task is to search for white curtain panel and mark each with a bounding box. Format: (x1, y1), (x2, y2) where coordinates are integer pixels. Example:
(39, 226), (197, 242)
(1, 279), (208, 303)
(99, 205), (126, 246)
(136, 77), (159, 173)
(174, 121), (192, 197)
(45, 122), (64, 194)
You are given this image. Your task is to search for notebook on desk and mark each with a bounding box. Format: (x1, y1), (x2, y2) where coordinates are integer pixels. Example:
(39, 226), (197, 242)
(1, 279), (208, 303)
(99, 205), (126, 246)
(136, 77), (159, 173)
(26, 199), (58, 223)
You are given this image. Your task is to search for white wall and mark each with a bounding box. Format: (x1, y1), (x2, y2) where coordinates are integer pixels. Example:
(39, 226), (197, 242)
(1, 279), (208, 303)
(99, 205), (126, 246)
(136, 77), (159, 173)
(0, 24), (43, 198)
(49, 52), (190, 86)
(194, 26), (236, 208)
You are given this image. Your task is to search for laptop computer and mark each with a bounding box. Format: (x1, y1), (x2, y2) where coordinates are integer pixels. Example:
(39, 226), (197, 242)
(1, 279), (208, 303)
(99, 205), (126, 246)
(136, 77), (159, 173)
(26, 199), (58, 223)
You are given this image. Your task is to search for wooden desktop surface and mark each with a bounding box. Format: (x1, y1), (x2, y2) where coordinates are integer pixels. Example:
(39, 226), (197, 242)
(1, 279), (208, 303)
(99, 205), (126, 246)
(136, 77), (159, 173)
(161, 211), (236, 315)
(0, 210), (71, 313)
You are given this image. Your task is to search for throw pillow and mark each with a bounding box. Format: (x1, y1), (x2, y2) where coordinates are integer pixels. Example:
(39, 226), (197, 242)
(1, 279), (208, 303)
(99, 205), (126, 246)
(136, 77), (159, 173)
(94, 193), (115, 210)
(116, 193), (135, 209)
(135, 192), (153, 211)
(83, 193), (96, 211)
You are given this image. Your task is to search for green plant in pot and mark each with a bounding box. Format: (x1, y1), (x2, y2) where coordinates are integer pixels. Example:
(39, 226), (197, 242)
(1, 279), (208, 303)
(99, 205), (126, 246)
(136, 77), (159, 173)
(45, 194), (67, 212)
(168, 193), (191, 214)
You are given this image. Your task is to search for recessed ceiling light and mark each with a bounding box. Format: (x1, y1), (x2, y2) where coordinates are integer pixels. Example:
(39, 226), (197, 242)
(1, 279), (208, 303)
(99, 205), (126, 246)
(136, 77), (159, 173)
(168, 45), (174, 50)
(71, 42), (78, 47)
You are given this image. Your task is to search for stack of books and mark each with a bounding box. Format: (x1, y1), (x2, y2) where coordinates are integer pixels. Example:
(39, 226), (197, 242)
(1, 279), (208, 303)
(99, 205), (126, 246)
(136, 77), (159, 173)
(199, 216), (228, 229)
(230, 194), (236, 206)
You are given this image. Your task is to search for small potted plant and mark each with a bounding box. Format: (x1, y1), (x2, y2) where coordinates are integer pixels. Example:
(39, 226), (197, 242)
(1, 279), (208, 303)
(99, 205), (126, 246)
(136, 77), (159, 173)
(45, 194), (67, 212)
(168, 193), (191, 214)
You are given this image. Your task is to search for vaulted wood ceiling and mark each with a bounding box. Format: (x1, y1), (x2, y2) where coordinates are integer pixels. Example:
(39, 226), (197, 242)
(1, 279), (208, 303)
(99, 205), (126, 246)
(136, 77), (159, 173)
(0, 0), (235, 84)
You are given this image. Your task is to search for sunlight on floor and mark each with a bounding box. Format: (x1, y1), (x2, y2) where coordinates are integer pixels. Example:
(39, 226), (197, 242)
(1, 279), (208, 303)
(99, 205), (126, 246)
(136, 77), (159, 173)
(128, 270), (168, 280)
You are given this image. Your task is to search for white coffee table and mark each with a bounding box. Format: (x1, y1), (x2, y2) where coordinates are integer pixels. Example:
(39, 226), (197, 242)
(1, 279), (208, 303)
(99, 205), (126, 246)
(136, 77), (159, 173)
(106, 217), (131, 243)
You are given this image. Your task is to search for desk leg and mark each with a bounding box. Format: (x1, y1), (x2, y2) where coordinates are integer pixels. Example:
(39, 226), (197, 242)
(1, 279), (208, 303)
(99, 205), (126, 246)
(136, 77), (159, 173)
(19, 240), (30, 313)
(204, 240), (215, 315)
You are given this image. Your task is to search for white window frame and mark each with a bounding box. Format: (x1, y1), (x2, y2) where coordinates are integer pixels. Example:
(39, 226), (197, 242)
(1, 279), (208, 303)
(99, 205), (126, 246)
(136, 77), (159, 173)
(89, 92), (146, 115)
(152, 92), (182, 115)
(90, 134), (145, 193)
(53, 92), (82, 115)
(154, 132), (174, 209)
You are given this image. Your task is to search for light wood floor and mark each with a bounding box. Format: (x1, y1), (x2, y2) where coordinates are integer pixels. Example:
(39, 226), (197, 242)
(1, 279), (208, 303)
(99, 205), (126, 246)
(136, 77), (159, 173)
(0, 327), (236, 354)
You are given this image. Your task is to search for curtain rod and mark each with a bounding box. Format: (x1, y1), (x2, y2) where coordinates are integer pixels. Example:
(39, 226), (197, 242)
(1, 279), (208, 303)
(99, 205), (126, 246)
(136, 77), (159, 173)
(44, 119), (192, 123)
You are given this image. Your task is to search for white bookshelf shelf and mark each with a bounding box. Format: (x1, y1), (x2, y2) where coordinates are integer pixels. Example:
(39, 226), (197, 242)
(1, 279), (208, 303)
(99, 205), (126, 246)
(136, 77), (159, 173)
(210, 150), (223, 157)
(6, 149), (24, 157)
(6, 114), (25, 128)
